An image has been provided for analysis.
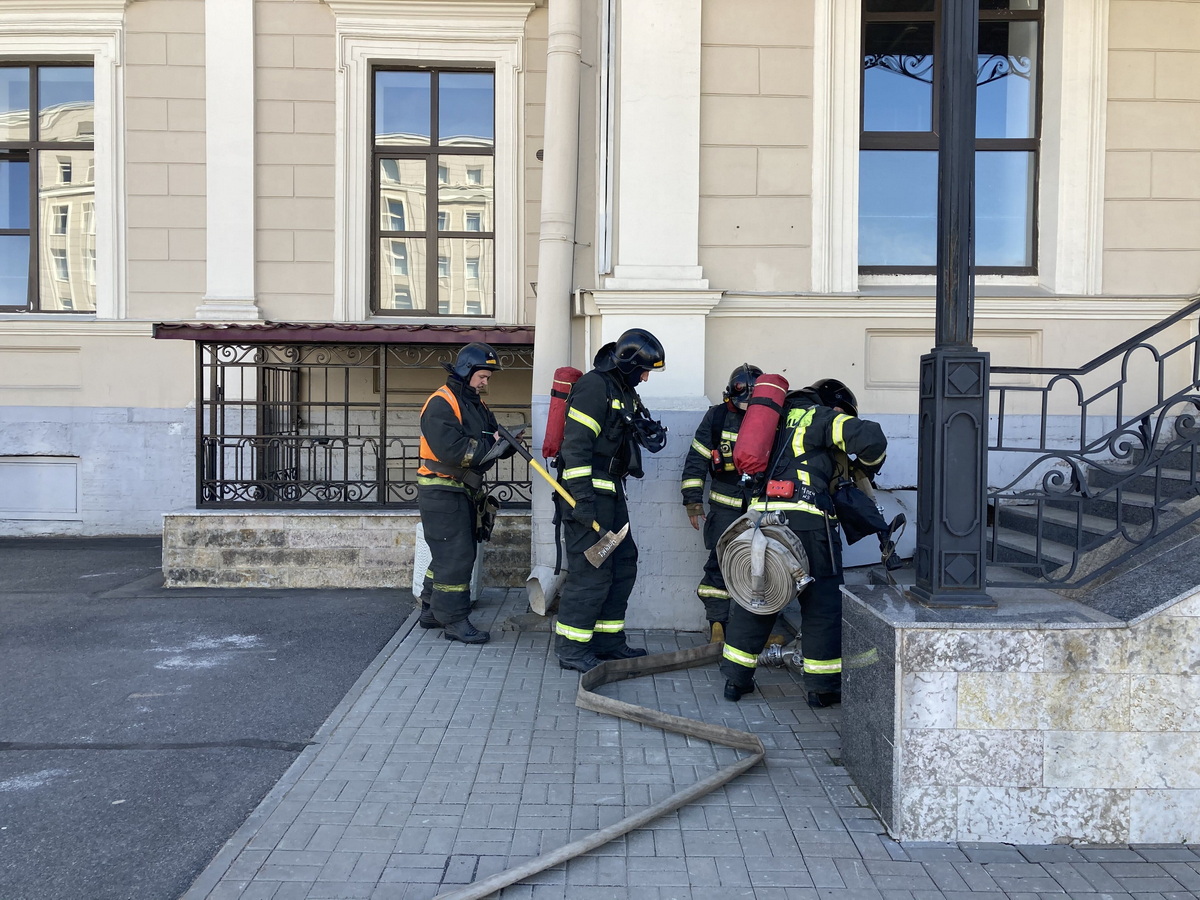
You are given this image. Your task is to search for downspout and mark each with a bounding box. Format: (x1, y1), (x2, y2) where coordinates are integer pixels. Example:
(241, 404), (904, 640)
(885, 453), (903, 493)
(527, 0), (584, 611)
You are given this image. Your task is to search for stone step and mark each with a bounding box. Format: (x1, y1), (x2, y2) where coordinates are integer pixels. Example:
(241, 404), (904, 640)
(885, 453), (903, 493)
(995, 502), (1113, 536)
(987, 526), (1076, 567)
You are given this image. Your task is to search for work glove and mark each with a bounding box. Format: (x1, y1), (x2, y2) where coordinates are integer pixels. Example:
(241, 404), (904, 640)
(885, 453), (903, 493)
(571, 498), (599, 530)
(685, 502), (705, 531)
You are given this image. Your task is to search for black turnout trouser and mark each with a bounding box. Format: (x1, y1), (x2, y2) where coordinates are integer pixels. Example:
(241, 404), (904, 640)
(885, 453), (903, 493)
(418, 486), (478, 625)
(698, 503), (743, 626)
(720, 517), (844, 694)
(555, 488), (638, 658)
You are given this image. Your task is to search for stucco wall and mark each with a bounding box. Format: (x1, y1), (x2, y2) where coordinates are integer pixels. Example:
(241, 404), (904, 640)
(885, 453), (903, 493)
(1105, 0), (1200, 295)
(124, 0), (208, 320)
(698, 0), (815, 293)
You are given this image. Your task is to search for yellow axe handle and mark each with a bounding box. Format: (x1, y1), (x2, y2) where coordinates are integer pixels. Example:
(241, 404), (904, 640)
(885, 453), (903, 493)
(526, 456), (602, 534)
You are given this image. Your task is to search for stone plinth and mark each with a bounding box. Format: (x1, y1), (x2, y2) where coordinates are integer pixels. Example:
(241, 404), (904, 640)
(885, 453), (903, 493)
(842, 582), (1200, 844)
(163, 510), (530, 590)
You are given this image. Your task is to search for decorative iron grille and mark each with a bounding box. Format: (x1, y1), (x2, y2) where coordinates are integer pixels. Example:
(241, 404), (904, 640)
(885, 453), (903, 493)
(196, 341), (533, 509)
(986, 298), (1200, 588)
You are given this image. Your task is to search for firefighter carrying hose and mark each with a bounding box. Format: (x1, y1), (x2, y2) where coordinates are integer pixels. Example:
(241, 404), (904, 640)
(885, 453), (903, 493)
(554, 328), (667, 672)
(680, 364), (763, 643)
(416, 342), (515, 644)
(719, 379), (887, 708)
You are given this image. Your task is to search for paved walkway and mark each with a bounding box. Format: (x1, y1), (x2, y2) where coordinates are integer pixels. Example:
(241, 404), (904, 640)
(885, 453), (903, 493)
(183, 587), (1200, 900)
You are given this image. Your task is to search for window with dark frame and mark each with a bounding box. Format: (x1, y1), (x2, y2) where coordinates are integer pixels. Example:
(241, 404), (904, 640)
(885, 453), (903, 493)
(0, 62), (95, 312)
(859, 0), (1042, 274)
(372, 67), (495, 317)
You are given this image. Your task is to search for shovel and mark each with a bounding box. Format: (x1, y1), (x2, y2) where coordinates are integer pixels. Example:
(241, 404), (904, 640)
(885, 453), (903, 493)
(493, 423), (630, 567)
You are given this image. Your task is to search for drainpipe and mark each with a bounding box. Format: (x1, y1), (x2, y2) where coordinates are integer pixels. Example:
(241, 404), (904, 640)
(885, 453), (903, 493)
(527, 0), (584, 611)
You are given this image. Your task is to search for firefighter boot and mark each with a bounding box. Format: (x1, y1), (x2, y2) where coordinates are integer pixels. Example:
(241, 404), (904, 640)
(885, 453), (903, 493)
(592, 633), (647, 660)
(443, 618), (490, 644)
(418, 602), (440, 629)
(556, 635), (605, 673)
(723, 679), (755, 702)
(807, 690), (841, 708)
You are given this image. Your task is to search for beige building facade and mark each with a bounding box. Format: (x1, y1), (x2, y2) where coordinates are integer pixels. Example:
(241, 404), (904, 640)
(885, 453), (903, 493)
(1, 0), (1198, 627)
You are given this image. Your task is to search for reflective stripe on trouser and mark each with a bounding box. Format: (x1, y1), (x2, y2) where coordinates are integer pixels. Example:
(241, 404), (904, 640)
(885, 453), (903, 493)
(698, 503), (741, 625)
(555, 488), (638, 658)
(719, 524), (844, 693)
(417, 485), (478, 626)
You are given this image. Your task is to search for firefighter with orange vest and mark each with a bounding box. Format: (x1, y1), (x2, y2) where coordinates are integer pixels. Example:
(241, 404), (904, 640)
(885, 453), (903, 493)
(416, 342), (514, 644)
(719, 379), (887, 707)
(555, 329), (667, 672)
(680, 364), (763, 643)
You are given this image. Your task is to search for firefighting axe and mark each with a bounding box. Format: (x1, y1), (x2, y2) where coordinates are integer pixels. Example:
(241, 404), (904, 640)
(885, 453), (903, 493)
(492, 422), (629, 568)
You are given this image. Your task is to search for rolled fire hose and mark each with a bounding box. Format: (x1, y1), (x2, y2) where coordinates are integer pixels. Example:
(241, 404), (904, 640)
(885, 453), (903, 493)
(431, 643), (766, 900)
(715, 510), (814, 615)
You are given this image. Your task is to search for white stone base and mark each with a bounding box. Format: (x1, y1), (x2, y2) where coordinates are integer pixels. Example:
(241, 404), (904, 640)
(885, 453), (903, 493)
(843, 583), (1200, 844)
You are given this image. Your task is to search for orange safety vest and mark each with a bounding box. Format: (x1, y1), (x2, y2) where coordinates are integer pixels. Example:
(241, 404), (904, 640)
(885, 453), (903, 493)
(417, 385), (463, 477)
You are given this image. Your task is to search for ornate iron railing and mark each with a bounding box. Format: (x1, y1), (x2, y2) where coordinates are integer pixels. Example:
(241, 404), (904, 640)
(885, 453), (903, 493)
(196, 342), (533, 509)
(986, 297), (1200, 588)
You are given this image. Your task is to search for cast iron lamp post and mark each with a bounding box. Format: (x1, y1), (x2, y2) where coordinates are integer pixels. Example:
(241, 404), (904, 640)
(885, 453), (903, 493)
(908, 0), (995, 609)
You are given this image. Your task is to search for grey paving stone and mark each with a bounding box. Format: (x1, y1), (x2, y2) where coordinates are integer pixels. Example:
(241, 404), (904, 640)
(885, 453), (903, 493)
(1071, 860), (1129, 892)
(1158, 862), (1200, 891)
(920, 861), (972, 893)
(1077, 847), (1146, 862)
(1135, 848), (1200, 862)
(959, 844), (1029, 864)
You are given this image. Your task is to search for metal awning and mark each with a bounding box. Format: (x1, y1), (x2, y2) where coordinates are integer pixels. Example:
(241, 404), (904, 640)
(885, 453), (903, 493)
(153, 321), (535, 344)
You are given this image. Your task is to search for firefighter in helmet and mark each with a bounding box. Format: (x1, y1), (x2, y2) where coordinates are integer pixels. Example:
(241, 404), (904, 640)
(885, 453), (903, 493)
(680, 363), (763, 643)
(416, 342), (514, 644)
(719, 378), (887, 708)
(555, 328), (668, 672)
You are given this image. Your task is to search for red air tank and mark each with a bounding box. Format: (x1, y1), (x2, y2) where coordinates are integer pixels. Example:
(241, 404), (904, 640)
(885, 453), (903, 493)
(541, 366), (583, 459)
(731, 373), (790, 475)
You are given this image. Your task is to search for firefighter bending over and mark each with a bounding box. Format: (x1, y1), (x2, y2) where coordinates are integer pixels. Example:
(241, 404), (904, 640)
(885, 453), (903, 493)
(555, 328), (667, 672)
(680, 364), (763, 643)
(416, 342), (514, 644)
(719, 379), (887, 708)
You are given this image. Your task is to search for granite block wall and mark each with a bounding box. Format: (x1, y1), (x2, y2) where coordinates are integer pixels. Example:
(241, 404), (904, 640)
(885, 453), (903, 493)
(843, 583), (1200, 844)
(163, 510), (530, 591)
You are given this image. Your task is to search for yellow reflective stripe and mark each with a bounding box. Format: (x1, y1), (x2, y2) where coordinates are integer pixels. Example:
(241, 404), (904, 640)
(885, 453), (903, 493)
(611, 399), (623, 409)
(832, 414), (850, 453)
(785, 406), (813, 428)
(592, 478), (616, 493)
(804, 657), (842, 674)
(555, 622), (593, 642)
(568, 407), (601, 436)
(418, 474), (464, 488)
(708, 490), (742, 508)
(859, 451), (887, 467)
(424, 568), (434, 578)
(720, 430), (738, 441)
(593, 620), (624, 633)
(682, 478), (705, 490)
(722, 644), (758, 669)
(750, 499), (828, 517)
(564, 466), (592, 480)
(691, 438), (711, 456)
(697, 586), (730, 599)
(433, 582), (469, 592)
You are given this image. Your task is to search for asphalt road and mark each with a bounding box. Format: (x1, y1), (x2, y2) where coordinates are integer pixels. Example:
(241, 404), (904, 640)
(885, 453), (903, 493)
(0, 537), (407, 900)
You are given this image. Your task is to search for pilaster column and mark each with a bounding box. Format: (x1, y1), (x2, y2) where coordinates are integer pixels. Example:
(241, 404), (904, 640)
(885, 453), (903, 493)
(604, 0), (706, 291)
(195, 0), (261, 321)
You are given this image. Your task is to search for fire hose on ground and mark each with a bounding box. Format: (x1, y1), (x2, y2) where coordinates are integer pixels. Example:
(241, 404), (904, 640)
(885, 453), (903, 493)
(430, 643), (765, 900)
(433, 512), (814, 899)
